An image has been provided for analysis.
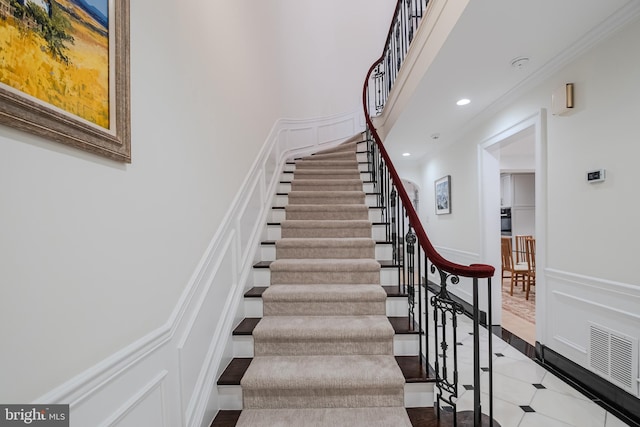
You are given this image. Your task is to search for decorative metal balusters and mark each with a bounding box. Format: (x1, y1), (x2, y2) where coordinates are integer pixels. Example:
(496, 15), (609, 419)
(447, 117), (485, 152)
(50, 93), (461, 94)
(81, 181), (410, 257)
(368, 0), (430, 116)
(431, 266), (465, 425)
(365, 125), (498, 426)
(363, 0), (497, 424)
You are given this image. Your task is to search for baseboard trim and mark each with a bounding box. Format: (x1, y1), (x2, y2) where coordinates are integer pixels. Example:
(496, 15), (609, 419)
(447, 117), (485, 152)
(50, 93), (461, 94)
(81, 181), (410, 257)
(537, 343), (640, 427)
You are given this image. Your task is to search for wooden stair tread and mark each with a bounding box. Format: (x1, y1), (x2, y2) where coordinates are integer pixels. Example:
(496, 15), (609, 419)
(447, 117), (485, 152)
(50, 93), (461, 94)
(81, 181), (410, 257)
(395, 356), (434, 383)
(218, 356), (433, 386)
(244, 286), (267, 298)
(232, 318), (261, 335)
(217, 358), (252, 385)
(232, 316), (418, 335)
(388, 316), (422, 334)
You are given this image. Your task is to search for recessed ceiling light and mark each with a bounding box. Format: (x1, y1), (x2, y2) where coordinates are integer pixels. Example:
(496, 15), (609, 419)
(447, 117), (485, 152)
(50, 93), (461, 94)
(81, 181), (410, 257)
(456, 98), (471, 106)
(402, 152), (411, 157)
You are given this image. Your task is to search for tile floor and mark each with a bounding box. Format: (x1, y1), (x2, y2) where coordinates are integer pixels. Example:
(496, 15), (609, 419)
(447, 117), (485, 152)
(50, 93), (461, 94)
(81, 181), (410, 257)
(438, 313), (634, 427)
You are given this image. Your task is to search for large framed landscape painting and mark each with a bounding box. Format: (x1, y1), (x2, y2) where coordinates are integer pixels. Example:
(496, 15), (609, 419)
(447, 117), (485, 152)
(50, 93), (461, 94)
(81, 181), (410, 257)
(0, 0), (130, 162)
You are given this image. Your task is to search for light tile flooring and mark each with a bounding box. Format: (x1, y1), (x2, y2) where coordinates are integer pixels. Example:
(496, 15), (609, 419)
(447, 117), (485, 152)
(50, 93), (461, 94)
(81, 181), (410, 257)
(439, 314), (633, 427)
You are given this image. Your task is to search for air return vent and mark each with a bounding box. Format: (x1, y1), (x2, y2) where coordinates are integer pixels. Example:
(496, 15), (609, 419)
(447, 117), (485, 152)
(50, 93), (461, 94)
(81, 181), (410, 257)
(587, 322), (638, 396)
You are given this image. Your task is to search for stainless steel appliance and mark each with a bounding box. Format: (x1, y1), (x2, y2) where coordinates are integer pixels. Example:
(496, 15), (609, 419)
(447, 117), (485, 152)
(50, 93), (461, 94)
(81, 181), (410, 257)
(500, 207), (512, 235)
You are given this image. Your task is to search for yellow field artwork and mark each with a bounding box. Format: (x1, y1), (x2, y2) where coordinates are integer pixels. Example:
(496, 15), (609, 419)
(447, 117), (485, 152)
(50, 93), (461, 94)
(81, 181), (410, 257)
(0, 0), (109, 128)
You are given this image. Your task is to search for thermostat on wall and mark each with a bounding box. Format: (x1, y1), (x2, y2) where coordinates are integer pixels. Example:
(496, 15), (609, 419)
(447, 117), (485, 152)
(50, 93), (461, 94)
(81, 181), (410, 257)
(586, 169), (606, 183)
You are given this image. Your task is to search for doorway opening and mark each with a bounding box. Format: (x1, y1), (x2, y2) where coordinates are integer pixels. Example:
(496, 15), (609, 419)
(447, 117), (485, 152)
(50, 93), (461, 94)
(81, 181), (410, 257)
(479, 110), (547, 347)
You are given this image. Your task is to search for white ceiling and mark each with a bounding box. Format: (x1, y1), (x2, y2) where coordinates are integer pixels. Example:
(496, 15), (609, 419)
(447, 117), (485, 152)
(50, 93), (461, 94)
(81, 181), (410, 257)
(382, 0), (640, 164)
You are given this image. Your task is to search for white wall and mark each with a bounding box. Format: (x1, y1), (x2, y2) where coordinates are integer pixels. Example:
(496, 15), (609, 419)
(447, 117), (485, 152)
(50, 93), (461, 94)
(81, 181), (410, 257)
(418, 16), (640, 390)
(0, 0), (393, 407)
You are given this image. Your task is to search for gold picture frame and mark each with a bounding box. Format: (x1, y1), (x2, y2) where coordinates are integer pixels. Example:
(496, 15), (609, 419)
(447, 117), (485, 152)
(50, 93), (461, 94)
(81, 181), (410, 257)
(0, 0), (131, 162)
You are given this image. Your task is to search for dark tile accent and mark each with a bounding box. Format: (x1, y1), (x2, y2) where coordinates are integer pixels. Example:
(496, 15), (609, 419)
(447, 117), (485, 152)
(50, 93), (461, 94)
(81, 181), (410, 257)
(520, 406), (535, 413)
(532, 383), (546, 389)
(232, 318), (261, 335)
(217, 358), (252, 386)
(457, 342), (463, 346)
(388, 316), (421, 334)
(495, 353), (505, 357)
(261, 240), (276, 245)
(463, 384), (474, 390)
(244, 287), (267, 298)
(209, 410), (241, 427)
(481, 367), (489, 372)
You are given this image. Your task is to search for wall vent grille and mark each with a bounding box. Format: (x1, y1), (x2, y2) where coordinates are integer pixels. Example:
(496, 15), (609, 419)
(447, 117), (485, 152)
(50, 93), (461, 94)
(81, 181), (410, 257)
(587, 322), (638, 396)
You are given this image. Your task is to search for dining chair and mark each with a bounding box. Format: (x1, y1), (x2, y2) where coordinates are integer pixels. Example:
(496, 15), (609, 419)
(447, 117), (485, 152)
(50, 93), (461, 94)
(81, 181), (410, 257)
(514, 234), (533, 265)
(501, 236), (528, 295)
(524, 237), (536, 300)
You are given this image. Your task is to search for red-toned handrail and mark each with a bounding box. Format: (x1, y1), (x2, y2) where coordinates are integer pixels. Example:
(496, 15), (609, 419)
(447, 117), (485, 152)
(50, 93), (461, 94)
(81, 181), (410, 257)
(362, 39), (494, 280)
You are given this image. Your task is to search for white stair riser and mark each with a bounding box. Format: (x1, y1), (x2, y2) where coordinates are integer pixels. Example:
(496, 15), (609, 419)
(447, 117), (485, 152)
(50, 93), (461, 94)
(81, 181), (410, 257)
(405, 383), (435, 408)
(217, 382), (434, 410)
(260, 243), (393, 262)
(232, 334), (420, 358)
(245, 299), (263, 317)
(253, 268), (399, 286)
(218, 385), (243, 410)
(386, 297), (409, 317)
(269, 208), (385, 223)
(266, 223), (387, 241)
(393, 335), (421, 357)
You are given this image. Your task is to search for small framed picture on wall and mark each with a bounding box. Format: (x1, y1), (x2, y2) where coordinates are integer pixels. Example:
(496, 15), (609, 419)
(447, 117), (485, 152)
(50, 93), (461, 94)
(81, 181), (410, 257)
(435, 175), (451, 215)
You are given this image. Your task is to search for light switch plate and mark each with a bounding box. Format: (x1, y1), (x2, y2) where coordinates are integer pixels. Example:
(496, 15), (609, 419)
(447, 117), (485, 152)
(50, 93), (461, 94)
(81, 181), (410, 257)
(586, 169), (606, 183)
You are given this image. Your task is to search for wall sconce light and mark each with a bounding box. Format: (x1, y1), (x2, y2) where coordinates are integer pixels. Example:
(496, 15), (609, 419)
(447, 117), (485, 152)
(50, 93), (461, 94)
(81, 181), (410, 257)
(551, 83), (574, 116)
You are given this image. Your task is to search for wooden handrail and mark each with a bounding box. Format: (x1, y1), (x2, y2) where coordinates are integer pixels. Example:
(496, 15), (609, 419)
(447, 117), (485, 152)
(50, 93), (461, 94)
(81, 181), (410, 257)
(362, 43), (494, 280)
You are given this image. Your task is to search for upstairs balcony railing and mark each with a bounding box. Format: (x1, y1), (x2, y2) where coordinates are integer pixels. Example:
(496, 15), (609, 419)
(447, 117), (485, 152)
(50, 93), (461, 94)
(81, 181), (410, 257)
(362, 1), (499, 426)
(369, 0), (429, 115)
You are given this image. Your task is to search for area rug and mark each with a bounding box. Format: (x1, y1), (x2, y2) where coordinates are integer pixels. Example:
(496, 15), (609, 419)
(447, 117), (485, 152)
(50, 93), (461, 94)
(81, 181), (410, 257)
(501, 276), (536, 324)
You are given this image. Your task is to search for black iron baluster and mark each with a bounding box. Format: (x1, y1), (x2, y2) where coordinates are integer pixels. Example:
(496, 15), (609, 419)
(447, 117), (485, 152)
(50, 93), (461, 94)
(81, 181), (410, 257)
(431, 265), (464, 426)
(406, 227), (416, 331)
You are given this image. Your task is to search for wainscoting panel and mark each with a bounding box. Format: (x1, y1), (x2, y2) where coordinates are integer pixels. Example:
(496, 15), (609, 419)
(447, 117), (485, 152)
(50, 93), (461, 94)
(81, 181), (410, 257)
(317, 116), (358, 144)
(545, 268), (640, 398)
(34, 109), (366, 427)
(100, 371), (168, 427)
(237, 172), (266, 267)
(178, 233), (236, 423)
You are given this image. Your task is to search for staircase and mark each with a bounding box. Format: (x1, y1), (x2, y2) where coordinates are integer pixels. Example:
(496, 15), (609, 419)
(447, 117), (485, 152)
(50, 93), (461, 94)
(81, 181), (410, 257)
(214, 134), (435, 426)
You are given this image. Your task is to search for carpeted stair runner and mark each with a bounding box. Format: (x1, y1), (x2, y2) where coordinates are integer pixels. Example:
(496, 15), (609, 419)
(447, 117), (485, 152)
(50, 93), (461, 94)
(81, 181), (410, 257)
(237, 136), (411, 426)
(275, 238), (375, 259)
(284, 204), (368, 220)
(262, 284), (387, 316)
